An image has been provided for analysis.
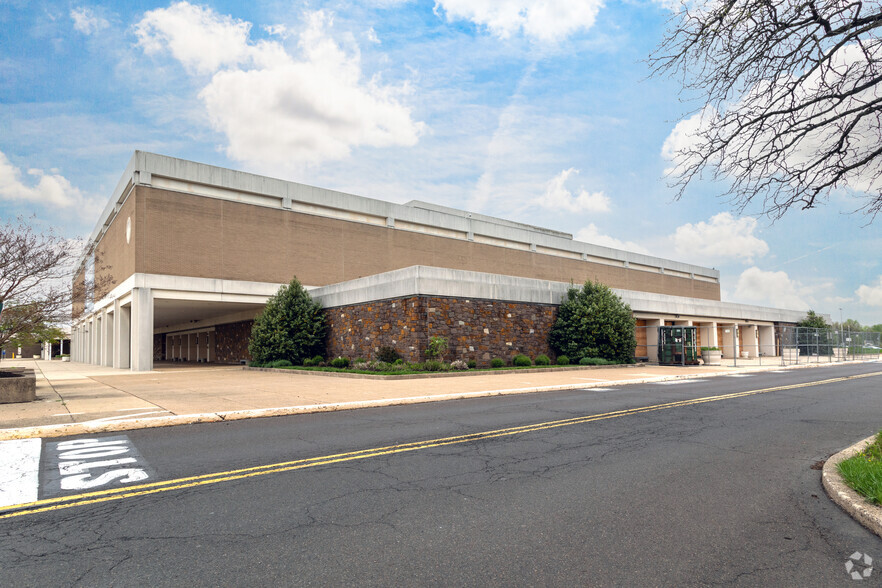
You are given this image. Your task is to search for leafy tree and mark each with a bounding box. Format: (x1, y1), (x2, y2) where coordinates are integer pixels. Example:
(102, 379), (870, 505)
(248, 278), (327, 366)
(652, 1), (882, 220)
(796, 310), (832, 356)
(549, 280), (636, 363)
(798, 310), (830, 329)
(0, 217), (80, 353)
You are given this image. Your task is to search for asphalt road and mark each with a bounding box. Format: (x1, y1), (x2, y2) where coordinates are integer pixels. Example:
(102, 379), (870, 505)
(2, 363), (882, 586)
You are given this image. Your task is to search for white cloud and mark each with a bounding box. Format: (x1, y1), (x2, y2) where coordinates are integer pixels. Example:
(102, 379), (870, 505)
(538, 168), (609, 213)
(135, 2), (253, 75)
(856, 276), (882, 307)
(0, 151), (83, 208)
(135, 4), (424, 169)
(434, 0), (603, 42)
(672, 212), (769, 264)
(263, 24), (288, 38)
(734, 267), (810, 310)
(575, 224), (650, 254)
(70, 6), (109, 35)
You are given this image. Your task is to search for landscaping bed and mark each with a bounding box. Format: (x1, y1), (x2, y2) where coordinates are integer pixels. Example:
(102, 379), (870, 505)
(246, 362), (639, 379)
(839, 430), (882, 505)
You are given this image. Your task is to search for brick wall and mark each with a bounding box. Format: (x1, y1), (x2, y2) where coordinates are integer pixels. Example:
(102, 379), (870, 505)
(323, 296), (558, 367)
(215, 320), (253, 364)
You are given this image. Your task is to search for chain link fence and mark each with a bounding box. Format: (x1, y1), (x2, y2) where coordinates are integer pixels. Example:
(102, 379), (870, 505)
(634, 323), (882, 367)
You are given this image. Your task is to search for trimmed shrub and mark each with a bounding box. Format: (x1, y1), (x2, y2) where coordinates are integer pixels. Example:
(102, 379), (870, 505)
(490, 358), (505, 368)
(267, 359), (293, 368)
(556, 355), (570, 365)
(512, 354), (532, 367)
(467, 359), (477, 369)
(354, 357), (366, 364)
(450, 359), (469, 370)
(249, 360), (264, 368)
(248, 277), (327, 366)
(409, 362), (425, 371)
(377, 346), (400, 363)
(579, 357), (614, 366)
(549, 280), (637, 364)
(534, 354), (551, 366)
(393, 358), (405, 365)
(330, 356), (350, 368)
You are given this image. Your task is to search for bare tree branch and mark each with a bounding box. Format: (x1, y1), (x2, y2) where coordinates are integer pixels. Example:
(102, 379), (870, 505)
(651, 0), (882, 220)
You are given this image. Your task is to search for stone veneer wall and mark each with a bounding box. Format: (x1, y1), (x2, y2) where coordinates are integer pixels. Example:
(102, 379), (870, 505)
(324, 296), (557, 367)
(215, 320), (254, 364)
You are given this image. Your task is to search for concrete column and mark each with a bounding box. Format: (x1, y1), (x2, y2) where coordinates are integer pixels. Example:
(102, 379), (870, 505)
(102, 309), (114, 367)
(645, 318), (663, 362)
(758, 325), (775, 357)
(720, 324), (737, 358)
(130, 287), (153, 372)
(741, 325), (758, 358)
(114, 300), (131, 369)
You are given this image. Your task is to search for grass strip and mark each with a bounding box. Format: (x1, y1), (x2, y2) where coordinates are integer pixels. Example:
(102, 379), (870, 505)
(838, 430), (882, 505)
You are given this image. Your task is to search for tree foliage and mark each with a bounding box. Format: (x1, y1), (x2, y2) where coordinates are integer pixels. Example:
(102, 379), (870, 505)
(797, 309), (830, 329)
(248, 278), (327, 366)
(0, 217), (80, 351)
(652, 1), (882, 220)
(549, 281), (637, 363)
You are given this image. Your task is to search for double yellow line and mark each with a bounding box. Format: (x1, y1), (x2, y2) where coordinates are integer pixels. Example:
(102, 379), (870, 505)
(2, 371), (880, 521)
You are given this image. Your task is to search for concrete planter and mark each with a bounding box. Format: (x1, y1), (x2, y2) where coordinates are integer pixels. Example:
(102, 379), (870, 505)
(61, 356), (70, 362)
(0, 368), (36, 403)
(701, 350), (722, 366)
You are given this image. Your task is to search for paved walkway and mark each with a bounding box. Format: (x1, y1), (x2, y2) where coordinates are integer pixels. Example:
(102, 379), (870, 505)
(0, 358), (807, 433)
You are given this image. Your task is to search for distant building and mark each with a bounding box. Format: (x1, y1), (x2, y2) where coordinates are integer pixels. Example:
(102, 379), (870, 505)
(71, 152), (806, 370)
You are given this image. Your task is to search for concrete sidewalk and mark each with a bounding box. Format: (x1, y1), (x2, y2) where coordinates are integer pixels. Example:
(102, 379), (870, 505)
(0, 358), (813, 439)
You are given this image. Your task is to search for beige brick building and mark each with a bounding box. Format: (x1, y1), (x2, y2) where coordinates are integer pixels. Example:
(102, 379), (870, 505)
(71, 152), (807, 370)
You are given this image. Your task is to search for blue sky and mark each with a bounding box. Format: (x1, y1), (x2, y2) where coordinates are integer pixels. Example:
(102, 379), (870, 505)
(1, 0), (880, 325)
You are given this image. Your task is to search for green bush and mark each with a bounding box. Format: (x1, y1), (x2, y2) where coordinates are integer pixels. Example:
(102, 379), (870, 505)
(330, 356), (350, 368)
(490, 358), (505, 368)
(450, 360), (469, 370)
(556, 355), (570, 365)
(549, 280), (637, 364)
(425, 336), (449, 361)
(512, 354), (532, 367)
(424, 359), (445, 371)
(409, 362), (425, 371)
(266, 359), (293, 368)
(248, 277), (327, 366)
(467, 359), (477, 369)
(354, 357), (366, 364)
(579, 357), (614, 366)
(393, 358), (405, 365)
(377, 346), (400, 363)
(535, 354), (551, 366)
(249, 360), (265, 368)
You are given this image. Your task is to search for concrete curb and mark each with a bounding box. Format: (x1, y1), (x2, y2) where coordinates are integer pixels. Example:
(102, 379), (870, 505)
(0, 370), (745, 440)
(0, 360), (867, 441)
(822, 435), (882, 539)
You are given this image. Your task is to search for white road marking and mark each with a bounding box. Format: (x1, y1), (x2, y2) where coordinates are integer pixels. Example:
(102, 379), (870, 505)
(83, 410), (170, 424)
(585, 388), (613, 392)
(0, 438), (41, 507)
(653, 379), (709, 385)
